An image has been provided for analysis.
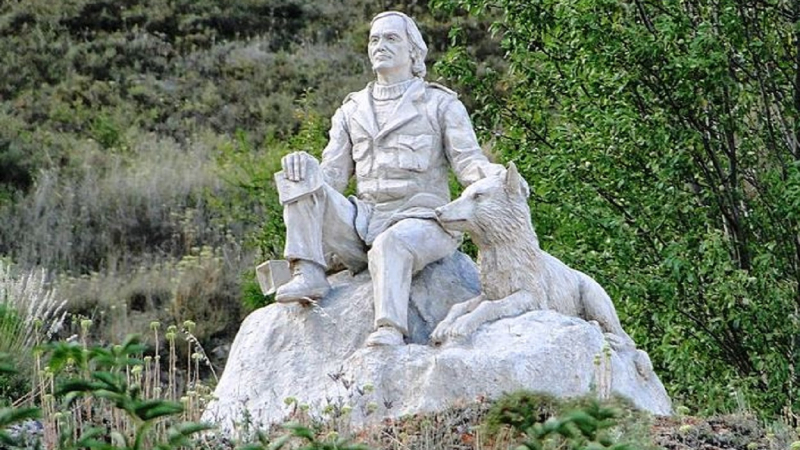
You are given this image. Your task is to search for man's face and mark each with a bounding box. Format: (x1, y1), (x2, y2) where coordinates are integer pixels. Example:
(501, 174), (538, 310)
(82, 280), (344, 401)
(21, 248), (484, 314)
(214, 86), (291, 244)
(368, 15), (412, 76)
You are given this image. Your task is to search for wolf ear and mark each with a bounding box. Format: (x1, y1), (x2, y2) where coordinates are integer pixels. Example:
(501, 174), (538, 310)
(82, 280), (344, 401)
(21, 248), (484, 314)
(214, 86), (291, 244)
(504, 162), (529, 198)
(476, 165), (487, 179)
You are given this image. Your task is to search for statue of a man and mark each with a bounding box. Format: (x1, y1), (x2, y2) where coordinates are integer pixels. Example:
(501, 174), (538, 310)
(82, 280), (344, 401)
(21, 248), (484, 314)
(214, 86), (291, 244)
(276, 11), (503, 346)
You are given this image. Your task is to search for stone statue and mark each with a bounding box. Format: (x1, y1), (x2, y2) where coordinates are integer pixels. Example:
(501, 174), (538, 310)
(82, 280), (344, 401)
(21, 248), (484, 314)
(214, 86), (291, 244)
(273, 11), (503, 347)
(207, 13), (672, 430)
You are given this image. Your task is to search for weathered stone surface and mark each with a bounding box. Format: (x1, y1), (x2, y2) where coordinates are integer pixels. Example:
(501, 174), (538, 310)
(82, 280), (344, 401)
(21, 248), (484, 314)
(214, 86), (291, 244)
(202, 252), (671, 433)
(203, 252), (480, 431)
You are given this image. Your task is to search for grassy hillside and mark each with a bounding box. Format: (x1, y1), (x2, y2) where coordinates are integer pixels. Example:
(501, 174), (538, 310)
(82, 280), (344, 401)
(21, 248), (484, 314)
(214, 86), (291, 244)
(0, 0), (396, 362)
(0, 0), (501, 373)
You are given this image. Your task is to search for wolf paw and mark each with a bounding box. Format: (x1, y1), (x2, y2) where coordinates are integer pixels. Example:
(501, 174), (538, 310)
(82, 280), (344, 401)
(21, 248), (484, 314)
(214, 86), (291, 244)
(446, 314), (481, 338)
(431, 295), (485, 345)
(430, 323), (449, 345)
(430, 317), (478, 344)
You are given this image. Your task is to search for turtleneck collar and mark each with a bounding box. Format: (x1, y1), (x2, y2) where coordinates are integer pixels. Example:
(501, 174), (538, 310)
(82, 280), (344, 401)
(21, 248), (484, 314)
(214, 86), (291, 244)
(371, 78), (416, 101)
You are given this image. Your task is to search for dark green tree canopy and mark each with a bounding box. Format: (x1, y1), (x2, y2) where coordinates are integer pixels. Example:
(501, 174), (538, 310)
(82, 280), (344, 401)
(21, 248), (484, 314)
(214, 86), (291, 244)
(432, 0), (799, 416)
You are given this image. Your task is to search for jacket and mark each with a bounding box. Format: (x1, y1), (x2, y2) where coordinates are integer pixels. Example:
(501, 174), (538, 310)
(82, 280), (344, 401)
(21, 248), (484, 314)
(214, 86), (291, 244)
(319, 77), (502, 243)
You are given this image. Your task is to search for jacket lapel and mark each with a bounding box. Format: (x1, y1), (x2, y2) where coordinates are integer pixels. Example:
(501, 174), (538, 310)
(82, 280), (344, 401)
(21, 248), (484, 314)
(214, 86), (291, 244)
(349, 86), (378, 138)
(375, 78), (425, 141)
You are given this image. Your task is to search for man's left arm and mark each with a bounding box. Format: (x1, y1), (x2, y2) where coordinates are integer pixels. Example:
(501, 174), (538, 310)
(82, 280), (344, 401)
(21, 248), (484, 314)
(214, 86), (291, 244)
(440, 98), (504, 186)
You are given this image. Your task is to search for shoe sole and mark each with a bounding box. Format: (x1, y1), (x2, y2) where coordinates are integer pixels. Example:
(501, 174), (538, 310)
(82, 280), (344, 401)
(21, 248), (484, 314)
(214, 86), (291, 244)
(275, 287), (330, 303)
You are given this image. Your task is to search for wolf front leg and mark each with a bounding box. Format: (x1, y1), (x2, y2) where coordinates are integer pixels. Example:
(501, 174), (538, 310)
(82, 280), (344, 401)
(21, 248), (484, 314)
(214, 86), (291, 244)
(445, 290), (537, 338)
(430, 294), (484, 344)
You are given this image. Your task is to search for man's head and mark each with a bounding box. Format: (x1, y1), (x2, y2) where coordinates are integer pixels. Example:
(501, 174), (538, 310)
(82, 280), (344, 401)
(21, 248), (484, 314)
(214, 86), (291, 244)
(369, 11), (428, 80)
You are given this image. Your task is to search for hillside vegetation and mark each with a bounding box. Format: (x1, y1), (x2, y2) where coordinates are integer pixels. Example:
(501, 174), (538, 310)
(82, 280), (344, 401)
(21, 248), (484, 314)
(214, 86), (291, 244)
(1, 0), (392, 365)
(0, 0), (798, 427)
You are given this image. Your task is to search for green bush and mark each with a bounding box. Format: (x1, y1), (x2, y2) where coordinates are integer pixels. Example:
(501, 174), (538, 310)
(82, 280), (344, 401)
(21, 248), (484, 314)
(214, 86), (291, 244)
(483, 391), (561, 437)
(433, 0), (800, 417)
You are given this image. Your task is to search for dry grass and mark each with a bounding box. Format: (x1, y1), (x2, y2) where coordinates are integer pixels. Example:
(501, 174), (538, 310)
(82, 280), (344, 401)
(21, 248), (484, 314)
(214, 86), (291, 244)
(0, 261), (66, 351)
(55, 246), (246, 367)
(0, 260), (67, 401)
(0, 132), (230, 274)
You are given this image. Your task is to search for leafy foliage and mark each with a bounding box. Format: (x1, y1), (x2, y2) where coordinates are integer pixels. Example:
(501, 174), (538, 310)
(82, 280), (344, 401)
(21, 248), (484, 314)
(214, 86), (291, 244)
(45, 335), (212, 450)
(516, 401), (633, 450)
(432, 0), (800, 416)
(484, 391), (562, 436)
(0, 354), (41, 447)
(247, 423), (369, 450)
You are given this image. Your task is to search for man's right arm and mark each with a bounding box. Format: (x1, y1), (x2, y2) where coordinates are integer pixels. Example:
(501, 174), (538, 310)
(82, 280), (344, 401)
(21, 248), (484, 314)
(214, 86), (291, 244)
(319, 107), (354, 193)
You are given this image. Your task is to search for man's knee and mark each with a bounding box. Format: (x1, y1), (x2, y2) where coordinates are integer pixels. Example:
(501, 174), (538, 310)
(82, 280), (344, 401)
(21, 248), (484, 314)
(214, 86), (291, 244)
(368, 228), (414, 264)
(368, 220), (457, 272)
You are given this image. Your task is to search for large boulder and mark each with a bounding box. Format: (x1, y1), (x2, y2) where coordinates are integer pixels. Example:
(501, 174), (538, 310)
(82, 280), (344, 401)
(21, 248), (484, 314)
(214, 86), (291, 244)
(203, 252), (671, 433)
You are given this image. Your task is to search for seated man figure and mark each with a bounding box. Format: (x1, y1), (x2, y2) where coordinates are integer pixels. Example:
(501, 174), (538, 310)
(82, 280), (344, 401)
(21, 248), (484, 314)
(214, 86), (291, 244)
(276, 11), (503, 346)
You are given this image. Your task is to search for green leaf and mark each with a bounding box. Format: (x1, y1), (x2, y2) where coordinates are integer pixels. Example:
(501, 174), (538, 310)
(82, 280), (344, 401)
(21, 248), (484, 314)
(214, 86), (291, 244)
(74, 427), (117, 449)
(0, 431), (18, 447)
(56, 379), (102, 396)
(0, 406), (40, 427)
(267, 434), (292, 450)
(284, 423), (315, 441)
(166, 421), (213, 446)
(92, 371), (124, 392)
(133, 399), (184, 421)
(0, 353), (15, 375)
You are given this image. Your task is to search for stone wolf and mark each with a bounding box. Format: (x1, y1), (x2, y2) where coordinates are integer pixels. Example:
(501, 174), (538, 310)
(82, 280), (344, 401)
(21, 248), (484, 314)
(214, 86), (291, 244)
(431, 162), (652, 376)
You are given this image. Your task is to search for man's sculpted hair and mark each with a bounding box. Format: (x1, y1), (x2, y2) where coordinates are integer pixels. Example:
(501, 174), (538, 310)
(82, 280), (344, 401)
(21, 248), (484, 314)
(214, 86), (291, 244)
(371, 11), (428, 78)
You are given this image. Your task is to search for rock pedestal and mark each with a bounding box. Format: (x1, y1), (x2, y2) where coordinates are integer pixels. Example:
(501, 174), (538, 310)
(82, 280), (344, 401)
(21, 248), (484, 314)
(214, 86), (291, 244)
(202, 253), (671, 433)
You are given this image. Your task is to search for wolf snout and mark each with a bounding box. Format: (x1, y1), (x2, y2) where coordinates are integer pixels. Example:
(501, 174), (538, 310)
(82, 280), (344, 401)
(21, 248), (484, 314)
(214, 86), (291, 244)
(434, 207), (443, 217)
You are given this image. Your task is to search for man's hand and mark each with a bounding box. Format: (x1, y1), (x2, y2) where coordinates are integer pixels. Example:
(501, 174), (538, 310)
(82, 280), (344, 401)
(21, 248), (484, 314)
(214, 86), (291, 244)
(281, 151), (320, 182)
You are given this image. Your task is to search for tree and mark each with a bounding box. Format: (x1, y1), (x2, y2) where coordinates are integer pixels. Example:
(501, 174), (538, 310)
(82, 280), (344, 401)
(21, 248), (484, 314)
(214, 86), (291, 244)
(432, 0), (800, 416)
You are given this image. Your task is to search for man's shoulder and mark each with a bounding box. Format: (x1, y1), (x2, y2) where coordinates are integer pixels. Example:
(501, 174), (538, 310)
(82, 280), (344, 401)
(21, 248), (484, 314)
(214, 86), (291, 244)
(337, 80), (459, 109)
(425, 81), (458, 98)
(341, 84), (371, 106)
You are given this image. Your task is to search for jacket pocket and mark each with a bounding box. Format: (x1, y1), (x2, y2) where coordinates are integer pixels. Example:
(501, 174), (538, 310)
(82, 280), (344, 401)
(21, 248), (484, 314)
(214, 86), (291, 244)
(395, 134), (433, 172)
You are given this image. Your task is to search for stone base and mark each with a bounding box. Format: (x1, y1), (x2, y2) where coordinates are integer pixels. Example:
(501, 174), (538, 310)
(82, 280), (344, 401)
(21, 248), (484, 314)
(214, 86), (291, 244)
(202, 252), (670, 433)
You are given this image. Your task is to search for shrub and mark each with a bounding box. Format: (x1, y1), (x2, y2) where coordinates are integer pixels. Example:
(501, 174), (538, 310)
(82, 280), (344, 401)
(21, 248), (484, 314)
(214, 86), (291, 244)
(171, 247), (243, 348)
(483, 391), (561, 438)
(41, 335), (212, 449)
(433, 0), (800, 417)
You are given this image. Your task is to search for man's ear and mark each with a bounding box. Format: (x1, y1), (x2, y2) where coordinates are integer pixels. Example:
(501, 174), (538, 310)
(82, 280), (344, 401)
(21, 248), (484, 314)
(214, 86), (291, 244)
(504, 162), (529, 198)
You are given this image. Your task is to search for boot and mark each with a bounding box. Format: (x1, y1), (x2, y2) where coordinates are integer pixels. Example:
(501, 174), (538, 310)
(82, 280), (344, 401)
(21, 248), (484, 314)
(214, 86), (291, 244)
(365, 325), (404, 346)
(275, 260), (330, 303)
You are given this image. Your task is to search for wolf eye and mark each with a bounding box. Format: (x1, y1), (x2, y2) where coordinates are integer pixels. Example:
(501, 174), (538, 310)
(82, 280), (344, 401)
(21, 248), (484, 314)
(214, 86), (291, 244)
(472, 192), (483, 201)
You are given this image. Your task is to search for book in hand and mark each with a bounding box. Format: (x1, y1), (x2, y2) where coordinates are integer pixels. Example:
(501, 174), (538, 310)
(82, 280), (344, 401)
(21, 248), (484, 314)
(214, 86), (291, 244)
(273, 162), (323, 205)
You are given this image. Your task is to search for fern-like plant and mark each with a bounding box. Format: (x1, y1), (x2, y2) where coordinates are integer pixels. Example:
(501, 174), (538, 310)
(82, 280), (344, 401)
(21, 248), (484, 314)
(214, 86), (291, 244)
(514, 400), (632, 450)
(44, 335), (211, 450)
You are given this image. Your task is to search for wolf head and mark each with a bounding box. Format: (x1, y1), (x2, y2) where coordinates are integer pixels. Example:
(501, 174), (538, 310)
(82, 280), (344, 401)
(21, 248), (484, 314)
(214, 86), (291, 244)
(435, 162), (533, 248)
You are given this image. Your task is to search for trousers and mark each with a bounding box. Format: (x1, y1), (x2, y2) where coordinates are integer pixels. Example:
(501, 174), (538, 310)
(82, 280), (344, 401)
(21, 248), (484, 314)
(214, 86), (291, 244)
(283, 183), (459, 335)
